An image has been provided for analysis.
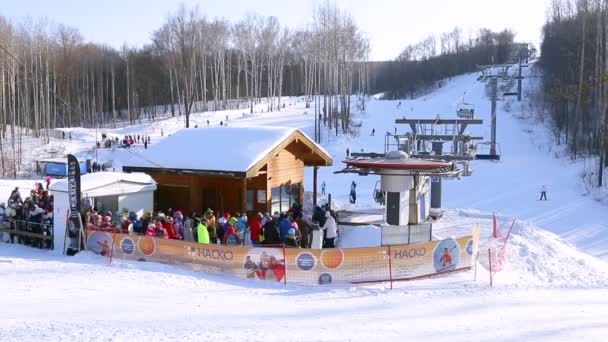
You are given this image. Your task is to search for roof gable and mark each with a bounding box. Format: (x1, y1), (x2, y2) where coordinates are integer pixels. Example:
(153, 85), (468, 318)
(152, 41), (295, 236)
(122, 126), (332, 176)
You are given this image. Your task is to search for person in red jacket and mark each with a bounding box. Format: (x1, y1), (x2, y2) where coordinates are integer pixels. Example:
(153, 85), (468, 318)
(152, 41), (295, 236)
(163, 216), (180, 240)
(222, 217), (240, 245)
(155, 221), (169, 239)
(249, 213), (264, 246)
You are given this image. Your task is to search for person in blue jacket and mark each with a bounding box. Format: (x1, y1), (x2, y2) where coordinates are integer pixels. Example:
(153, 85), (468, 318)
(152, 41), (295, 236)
(279, 212), (293, 242)
(235, 213), (248, 245)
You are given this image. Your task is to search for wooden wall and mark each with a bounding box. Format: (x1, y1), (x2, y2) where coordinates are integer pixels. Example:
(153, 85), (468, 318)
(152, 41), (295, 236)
(150, 172), (243, 216)
(266, 148), (304, 207)
(147, 146), (306, 216)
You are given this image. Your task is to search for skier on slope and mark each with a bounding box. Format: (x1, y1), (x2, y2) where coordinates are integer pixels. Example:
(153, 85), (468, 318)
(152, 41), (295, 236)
(349, 181), (357, 204)
(539, 185), (548, 201)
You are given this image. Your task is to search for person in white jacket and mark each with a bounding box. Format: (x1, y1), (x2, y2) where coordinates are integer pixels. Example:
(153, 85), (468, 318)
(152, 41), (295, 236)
(321, 211), (338, 248)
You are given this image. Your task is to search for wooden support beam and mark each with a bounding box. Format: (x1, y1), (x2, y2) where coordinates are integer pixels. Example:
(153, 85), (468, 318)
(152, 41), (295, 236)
(241, 177), (247, 215)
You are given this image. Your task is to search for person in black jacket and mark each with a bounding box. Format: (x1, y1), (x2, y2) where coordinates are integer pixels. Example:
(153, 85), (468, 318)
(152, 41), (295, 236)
(262, 214), (281, 245)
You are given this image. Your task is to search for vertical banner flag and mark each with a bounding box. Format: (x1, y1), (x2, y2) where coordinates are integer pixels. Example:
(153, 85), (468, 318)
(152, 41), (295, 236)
(67, 154), (82, 216)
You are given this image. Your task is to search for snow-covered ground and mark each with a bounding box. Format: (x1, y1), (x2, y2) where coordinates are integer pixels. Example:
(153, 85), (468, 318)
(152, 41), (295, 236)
(3, 64), (608, 341)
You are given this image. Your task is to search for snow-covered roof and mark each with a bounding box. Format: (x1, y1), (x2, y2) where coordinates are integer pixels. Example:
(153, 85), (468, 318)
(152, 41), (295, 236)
(122, 126), (332, 176)
(49, 172), (156, 193)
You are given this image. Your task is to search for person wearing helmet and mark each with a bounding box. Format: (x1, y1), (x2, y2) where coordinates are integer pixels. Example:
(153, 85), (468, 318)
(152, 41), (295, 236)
(223, 217), (240, 245)
(285, 228), (300, 248)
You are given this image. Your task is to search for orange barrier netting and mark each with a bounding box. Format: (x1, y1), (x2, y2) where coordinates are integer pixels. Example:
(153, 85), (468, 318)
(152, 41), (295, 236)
(85, 225), (481, 286)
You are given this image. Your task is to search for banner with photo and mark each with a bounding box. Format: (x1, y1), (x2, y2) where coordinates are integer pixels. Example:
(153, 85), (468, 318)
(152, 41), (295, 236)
(86, 227), (479, 285)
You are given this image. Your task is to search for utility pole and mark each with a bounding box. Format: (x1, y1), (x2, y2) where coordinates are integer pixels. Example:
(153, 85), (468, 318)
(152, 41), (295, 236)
(517, 54), (522, 102)
(491, 78), (498, 155)
(516, 43), (530, 102)
(430, 141), (444, 209)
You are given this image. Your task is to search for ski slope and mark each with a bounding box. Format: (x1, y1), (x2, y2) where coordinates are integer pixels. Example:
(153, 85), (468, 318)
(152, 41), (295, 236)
(3, 64), (608, 341)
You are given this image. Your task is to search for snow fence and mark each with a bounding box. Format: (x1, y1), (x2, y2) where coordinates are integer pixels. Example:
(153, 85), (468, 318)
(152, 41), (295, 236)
(85, 226), (480, 285)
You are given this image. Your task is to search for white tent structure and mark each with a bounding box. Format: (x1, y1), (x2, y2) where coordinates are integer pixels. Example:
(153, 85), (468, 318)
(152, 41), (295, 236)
(49, 172), (156, 253)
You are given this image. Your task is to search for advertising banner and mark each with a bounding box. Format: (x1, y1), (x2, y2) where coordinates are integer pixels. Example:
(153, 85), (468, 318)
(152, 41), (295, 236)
(67, 154), (82, 216)
(86, 228), (478, 285)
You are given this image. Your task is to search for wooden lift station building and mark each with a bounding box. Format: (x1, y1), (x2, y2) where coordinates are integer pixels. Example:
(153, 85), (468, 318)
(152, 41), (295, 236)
(122, 126), (332, 216)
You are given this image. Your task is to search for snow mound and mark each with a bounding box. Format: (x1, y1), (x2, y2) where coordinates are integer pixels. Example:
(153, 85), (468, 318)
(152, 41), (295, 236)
(488, 220), (608, 287)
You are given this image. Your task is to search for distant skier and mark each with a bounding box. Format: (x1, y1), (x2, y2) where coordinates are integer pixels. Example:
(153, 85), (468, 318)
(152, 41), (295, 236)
(321, 181), (326, 195)
(144, 140), (148, 150)
(69, 132), (72, 140)
(161, 128), (164, 136)
(371, 128), (375, 136)
(220, 121), (223, 126)
(539, 185), (548, 201)
(207, 120), (210, 127)
(346, 148), (350, 158)
(349, 181), (357, 204)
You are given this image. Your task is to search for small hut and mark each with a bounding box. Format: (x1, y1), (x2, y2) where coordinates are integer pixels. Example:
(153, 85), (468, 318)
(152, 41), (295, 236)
(122, 126), (332, 216)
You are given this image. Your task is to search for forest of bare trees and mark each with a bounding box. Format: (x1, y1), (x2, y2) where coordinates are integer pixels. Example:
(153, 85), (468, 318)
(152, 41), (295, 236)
(369, 28), (518, 99)
(539, 0), (608, 187)
(0, 2), (369, 177)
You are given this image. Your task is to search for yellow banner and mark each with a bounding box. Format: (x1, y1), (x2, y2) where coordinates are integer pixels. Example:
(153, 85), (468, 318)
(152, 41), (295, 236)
(86, 228), (478, 285)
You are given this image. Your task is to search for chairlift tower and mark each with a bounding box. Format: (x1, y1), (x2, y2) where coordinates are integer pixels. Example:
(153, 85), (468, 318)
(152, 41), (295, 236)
(394, 118), (483, 210)
(477, 64), (513, 158)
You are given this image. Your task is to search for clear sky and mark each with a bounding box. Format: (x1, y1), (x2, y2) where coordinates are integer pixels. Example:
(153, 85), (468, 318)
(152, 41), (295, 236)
(1, 0), (551, 61)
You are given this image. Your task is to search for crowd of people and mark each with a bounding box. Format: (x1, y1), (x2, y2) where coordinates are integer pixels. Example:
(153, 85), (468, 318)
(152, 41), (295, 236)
(0, 183), (54, 249)
(98, 134), (152, 150)
(86, 203), (339, 249)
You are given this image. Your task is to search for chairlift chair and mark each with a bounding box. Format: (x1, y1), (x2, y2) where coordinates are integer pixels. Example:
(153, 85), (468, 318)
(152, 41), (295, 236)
(373, 180), (385, 205)
(457, 102), (475, 119)
(474, 142), (501, 161)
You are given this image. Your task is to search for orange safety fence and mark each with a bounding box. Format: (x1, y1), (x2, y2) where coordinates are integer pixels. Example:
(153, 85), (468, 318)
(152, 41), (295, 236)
(84, 225), (481, 286)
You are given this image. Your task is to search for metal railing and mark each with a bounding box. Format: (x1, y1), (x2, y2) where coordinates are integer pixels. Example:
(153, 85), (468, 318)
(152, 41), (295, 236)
(0, 219), (54, 249)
